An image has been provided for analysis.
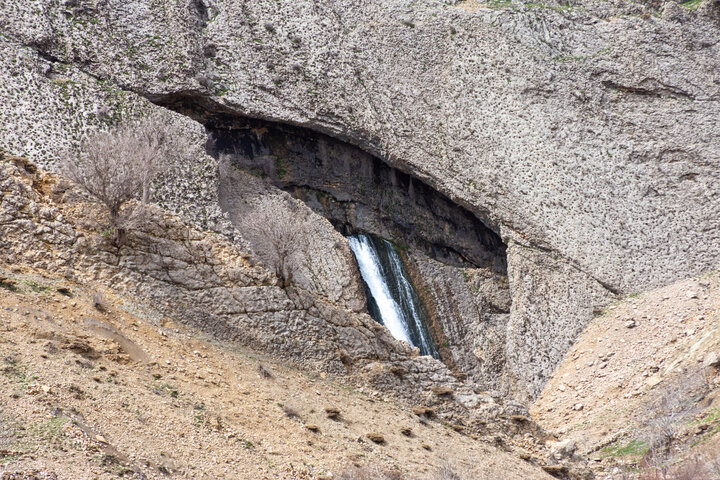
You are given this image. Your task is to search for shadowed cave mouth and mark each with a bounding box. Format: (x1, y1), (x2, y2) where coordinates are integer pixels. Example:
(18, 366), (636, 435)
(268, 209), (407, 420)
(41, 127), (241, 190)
(204, 117), (507, 270)
(151, 94), (508, 356)
(201, 115), (508, 357)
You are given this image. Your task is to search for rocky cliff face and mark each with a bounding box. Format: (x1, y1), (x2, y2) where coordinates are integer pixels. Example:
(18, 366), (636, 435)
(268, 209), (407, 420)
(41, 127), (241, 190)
(2, 157), (587, 475)
(1, 0), (719, 399)
(208, 117), (507, 272)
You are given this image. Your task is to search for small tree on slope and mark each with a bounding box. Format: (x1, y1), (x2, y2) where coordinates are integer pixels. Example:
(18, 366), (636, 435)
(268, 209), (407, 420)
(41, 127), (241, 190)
(240, 195), (309, 288)
(62, 119), (175, 241)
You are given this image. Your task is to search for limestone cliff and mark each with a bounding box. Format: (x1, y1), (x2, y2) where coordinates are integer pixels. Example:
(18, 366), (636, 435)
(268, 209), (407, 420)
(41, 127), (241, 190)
(1, 0), (719, 399)
(2, 156), (590, 475)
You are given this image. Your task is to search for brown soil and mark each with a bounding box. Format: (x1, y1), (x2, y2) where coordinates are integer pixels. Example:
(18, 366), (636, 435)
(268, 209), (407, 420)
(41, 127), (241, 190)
(0, 266), (551, 480)
(532, 273), (720, 478)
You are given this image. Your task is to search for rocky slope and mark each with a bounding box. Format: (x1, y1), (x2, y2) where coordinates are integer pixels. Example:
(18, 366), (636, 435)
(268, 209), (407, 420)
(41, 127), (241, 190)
(533, 274), (720, 478)
(2, 0), (719, 401)
(1, 156), (590, 477)
(0, 268), (555, 480)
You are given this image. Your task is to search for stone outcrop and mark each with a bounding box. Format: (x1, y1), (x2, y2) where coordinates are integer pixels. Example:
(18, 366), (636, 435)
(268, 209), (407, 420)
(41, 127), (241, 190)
(1, 0), (719, 399)
(404, 251), (513, 394)
(505, 242), (616, 399)
(0, 156), (389, 372)
(2, 158), (586, 474)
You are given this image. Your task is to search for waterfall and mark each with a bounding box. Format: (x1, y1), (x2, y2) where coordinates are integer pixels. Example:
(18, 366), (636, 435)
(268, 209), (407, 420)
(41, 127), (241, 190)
(348, 234), (439, 359)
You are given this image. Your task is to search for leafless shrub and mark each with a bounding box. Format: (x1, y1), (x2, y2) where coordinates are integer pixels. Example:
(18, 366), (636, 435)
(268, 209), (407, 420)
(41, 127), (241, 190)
(240, 195), (309, 287)
(93, 292), (108, 312)
(436, 466), (462, 480)
(642, 368), (711, 457)
(671, 455), (710, 480)
(336, 465), (403, 480)
(282, 404), (301, 419)
(613, 451), (720, 480)
(634, 453), (720, 480)
(61, 118), (181, 241)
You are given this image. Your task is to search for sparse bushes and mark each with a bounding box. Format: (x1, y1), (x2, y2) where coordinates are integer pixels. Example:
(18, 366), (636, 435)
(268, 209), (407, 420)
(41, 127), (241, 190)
(627, 452), (720, 480)
(436, 464), (470, 480)
(281, 404), (300, 419)
(92, 292), (109, 312)
(643, 368), (711, 458)
(62, 118), (186, 242)
(257, 364), (273, 378)
(612, 367), (719, 479)
(240, 195), (309, 287)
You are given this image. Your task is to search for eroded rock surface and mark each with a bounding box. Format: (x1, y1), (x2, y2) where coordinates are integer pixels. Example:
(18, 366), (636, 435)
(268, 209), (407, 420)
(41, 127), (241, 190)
(217, 160), (367, 312)
(1, 0), (719, 399)
(1, 158), (588, 474)
(404, 252), (513, 394)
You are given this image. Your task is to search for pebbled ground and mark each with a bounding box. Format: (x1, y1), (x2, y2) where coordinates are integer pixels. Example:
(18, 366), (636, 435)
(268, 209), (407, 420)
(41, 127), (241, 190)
(532, 273), (720, 478)
(0, 267), (552, 480)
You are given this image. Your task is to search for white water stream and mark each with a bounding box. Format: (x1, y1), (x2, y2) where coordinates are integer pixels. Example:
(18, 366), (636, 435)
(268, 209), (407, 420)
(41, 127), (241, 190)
(348, 234), (438, 358)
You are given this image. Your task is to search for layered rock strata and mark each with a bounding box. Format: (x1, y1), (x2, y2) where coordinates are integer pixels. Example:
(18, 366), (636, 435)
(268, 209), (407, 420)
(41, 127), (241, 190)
(2, 158), (574, 472)
(2, 0), (719, 399)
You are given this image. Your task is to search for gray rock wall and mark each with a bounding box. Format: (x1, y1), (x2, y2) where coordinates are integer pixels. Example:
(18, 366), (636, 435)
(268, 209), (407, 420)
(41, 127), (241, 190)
(0, 35), (229, 234)
(3, 0), (718, 292)
(404, 252), (513, 394)
(2, 0), (719, 399)
(209, 119), (506, 271)
(505, 242), (616, 400)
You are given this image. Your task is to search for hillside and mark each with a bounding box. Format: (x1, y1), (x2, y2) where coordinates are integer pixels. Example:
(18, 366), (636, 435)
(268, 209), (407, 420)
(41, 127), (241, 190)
(1, 0), (719, 477)
(0, 268), (552, 480)
(2, 0), (719, 402)
(0, 156), (560, 479)
(533, 275), (720, 478)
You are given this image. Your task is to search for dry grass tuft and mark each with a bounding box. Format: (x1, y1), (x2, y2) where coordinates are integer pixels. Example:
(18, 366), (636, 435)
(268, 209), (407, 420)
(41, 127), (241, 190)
(93, 292), (109, 312)
(282, 404), (301, 420)
(336, 465), (404, 480)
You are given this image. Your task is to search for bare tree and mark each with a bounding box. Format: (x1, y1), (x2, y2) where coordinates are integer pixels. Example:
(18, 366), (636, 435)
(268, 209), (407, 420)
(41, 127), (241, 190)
(62, 118), (176, 239)
(240, 195), (308, 287)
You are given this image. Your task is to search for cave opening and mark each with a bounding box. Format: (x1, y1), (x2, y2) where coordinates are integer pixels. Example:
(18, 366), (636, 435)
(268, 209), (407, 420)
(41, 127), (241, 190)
(203, 116), (507, 274)
(151, 93), (509, 361)
(204, 115), (510, 359)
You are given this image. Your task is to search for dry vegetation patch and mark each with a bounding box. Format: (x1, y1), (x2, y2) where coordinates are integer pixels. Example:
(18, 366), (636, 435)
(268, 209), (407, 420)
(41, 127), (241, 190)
(533, 274), (720, 479)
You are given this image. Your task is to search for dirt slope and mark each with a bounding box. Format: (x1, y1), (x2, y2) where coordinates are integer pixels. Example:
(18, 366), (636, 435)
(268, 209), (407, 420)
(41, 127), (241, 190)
(0, 267), (552, 480)
(532, 274), (720, 478)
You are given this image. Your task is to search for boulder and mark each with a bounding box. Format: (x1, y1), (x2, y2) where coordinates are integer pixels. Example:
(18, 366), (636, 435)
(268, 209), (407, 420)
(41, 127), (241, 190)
(366, 432), (385, 444)
(703, 352), (720, 368)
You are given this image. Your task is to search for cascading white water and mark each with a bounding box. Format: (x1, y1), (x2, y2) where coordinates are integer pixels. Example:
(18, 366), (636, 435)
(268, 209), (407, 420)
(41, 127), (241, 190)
(348, 235), (413, 345)
(348, 234), (439, 358)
